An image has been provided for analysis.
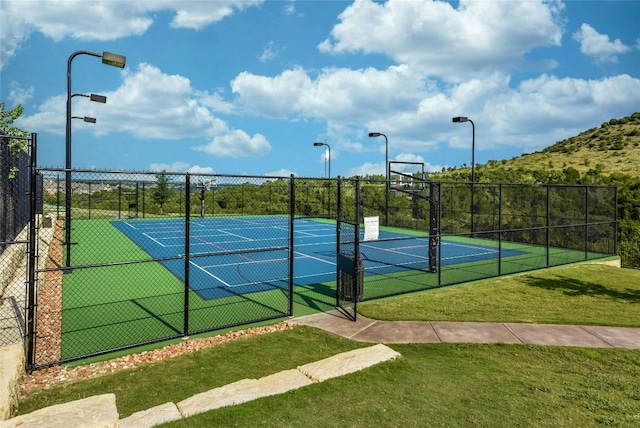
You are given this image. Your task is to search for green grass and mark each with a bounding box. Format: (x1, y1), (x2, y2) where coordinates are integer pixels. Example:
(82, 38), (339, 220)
(360, 264), (640, 327)
(163, 342), (640, 428)
(19, 264), (640, 426)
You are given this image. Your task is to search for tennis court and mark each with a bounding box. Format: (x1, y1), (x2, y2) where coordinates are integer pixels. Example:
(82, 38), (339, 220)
(111, 216), (524, 301)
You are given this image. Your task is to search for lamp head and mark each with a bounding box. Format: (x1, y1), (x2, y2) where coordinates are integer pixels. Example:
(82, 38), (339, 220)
(73, 116), (97, 123)
(313, 142), (324, 146)
(101, 51), (126, 68)
(452, 116), (468, 123)
(368, 132), (381, 137)
(90, 94), (107, 103)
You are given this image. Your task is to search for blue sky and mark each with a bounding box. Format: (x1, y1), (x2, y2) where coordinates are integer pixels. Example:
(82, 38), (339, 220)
(1, 0), (639, 178)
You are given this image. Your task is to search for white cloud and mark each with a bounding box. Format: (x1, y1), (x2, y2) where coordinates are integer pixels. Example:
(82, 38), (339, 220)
(8, 81), (34, 106)
(347, 155), (442, 178)
(168, 0), (263, 30)
(391, 153), (441, 174)
(193, 130), (271, 158)
(0, 0), (264, 69)
(318, 0), (563, 81)
(187, 165), (216, 174)
(265, 168), (296, 177)
(150, 162), (191, 172)
(346, 162), (383, 178)
(259, 41), (285, 63)
(231, 64), (426, 121)
(16, 63), (271, 158)
(230, 60), (640, 157)
(573, 23), (631, 63)
(479, 73), (640, 152)
(197, 91), (237, 115)
(231, 68), (313, 118)
(149, 162), (215, 175)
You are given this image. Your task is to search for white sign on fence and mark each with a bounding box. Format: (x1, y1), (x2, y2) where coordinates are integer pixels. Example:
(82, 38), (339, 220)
(363, 216), (379, 241)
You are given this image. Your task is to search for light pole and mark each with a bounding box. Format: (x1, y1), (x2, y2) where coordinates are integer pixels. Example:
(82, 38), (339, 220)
(313, 141), (332, 217)
(368, 132), (389, 226)
(452, 116), (476, 233)
(313, 141), (331, 178)
(65, 50), (125, 270)
(452, 117), (475, 183)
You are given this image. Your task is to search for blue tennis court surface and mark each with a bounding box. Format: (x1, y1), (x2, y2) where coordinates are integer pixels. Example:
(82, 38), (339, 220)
(111, 216), (522, 300)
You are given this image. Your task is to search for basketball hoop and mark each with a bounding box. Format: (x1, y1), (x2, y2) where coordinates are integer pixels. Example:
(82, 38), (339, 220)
(197, 178), (217, 192)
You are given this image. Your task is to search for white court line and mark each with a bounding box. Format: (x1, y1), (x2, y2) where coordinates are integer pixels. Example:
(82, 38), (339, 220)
(361, 243), (429, 261)
(295, 240), (338, 248)
(227, 276), (289, 288)
(218, 229), (253, 240)
(294, 230), (320, 237)
(198, 255), (289, 269)
(293, 250), (336, 266)
(188, 260), (231, 287)
(443, 241), (499, 252)
(442, 250), (497, 262)
(142, 232), (167, 248)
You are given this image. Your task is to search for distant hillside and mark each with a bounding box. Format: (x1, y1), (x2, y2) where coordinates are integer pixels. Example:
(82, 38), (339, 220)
(494, 112), (640, 177)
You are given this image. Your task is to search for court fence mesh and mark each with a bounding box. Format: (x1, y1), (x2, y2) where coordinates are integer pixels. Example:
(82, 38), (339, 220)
(350, 176), (617, 301)
(7, 164), (619, 370)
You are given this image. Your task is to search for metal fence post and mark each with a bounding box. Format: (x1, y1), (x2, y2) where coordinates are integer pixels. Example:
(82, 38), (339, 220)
(584, 186), (589, 260)
(26, 133), (37, 373)
(546, 184), (551, 267)
(184, 173), (190, 336)
(288, 175), (295, 315)
(498, 183), (503, 276)
(335, 177), (342, 308)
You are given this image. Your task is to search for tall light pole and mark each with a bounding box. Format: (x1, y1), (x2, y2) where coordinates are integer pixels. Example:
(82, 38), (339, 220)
(452, 116), (476, 233)
(452, 117), (475, 183)
(65, 50), (125, 270)
(313, 141), (331, 178)
(368, 132), (389, 226)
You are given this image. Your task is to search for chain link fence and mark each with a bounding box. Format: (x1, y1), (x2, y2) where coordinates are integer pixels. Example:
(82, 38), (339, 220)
(353, 177), (617, 301)
(11, 161), (620, 370)
(1, 133), (37, 349)
(31, 169), (295, 369)
(619, 238), (640, 269)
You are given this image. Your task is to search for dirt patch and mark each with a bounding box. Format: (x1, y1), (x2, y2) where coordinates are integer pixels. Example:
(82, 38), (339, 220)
(32, 220), (63, 365)
(21, 321), (293, 398)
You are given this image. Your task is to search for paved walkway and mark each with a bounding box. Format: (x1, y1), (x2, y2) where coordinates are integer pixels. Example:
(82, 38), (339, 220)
(293, 310), (640, 349)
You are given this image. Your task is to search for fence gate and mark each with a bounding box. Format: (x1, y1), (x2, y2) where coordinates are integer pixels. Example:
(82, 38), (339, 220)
(335, 178), (361, 321)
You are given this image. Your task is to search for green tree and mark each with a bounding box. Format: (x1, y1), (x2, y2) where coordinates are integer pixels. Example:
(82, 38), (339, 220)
(153, 172), (171, 215)
(0, 103), (29, 178)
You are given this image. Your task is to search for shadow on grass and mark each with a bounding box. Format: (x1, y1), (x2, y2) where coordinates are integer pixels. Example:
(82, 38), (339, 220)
(294, 282), (336, 315)
(520, 275), (640, 302)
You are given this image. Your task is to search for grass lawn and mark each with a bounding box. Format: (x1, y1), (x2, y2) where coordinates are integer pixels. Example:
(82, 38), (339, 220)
(18, 263), (640, 426)
(360, 264), (640, 327)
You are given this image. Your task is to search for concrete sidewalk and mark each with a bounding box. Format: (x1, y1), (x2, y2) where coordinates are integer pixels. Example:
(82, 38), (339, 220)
(293, 310), (640, 349)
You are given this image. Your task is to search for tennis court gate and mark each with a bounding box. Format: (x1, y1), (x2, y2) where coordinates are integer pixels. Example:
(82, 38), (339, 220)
(335, 178), (362, 321)
(337, 173), (440, 313)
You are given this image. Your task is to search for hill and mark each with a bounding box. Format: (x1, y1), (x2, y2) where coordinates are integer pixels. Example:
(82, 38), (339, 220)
(489, 112), (640, 178)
